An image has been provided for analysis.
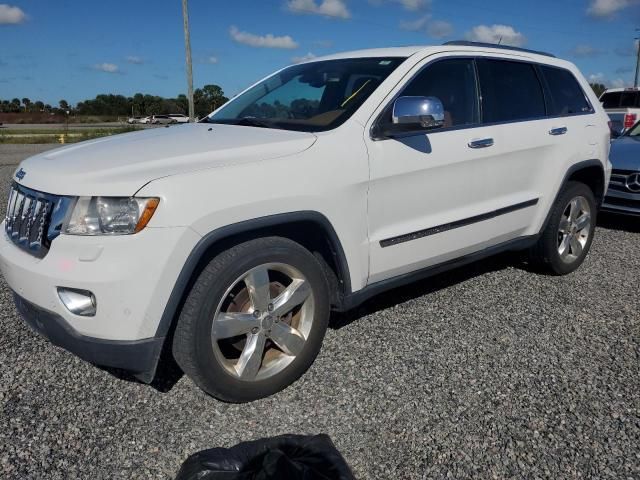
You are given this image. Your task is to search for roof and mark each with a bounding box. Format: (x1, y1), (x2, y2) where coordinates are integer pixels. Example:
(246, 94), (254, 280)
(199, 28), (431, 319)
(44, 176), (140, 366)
(601, 88), (640, 94)
(305, 42), (563, 64)
(309, 46), (428, 61)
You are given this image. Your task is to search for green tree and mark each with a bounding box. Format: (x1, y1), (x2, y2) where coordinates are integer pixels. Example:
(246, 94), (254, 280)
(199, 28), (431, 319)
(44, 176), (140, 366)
(194, 84), (228, 118)
(34, 101), (45, 111)
(59, 99), (69, 111)
(21, 97), (31, 112)
(590, 83), (606, 98)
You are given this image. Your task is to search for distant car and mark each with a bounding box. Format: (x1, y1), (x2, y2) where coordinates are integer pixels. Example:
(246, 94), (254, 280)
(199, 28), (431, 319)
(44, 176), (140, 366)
(151, 115), (175, 125)
(139, 116), (152, 124)
(127, 116), (144, 124)
(168, 114), (189, 123)
(599, 88), (640, 135)
(602, 121), (640, 216)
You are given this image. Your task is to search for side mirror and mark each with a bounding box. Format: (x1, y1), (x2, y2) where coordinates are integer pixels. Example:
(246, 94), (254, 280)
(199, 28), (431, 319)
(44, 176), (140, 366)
(376, 96), (445, 138)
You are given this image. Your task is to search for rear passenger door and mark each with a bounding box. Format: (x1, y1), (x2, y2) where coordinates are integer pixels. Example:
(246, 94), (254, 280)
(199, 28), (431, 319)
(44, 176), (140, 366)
(472, 57), (555, 223)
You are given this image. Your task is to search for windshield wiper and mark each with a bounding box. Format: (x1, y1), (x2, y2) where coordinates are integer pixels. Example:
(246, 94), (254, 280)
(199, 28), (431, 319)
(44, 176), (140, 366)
(200, 116), (276, 129)
(234, 117), (275, 129)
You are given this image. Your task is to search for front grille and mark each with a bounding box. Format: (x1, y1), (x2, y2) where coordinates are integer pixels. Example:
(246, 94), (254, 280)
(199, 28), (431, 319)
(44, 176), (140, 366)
(4, 183), (71, 258)
(603, 196), (640, 210)
(608, 170), (640, 193)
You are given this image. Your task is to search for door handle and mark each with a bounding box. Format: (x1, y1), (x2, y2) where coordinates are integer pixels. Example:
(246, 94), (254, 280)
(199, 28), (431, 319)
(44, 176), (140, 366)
(468, 138), (494, 149)
(549, 127), (568, 136)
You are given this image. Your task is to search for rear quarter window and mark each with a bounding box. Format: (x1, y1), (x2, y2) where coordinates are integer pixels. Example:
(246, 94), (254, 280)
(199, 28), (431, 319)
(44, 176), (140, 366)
(541, 66), (592, 116)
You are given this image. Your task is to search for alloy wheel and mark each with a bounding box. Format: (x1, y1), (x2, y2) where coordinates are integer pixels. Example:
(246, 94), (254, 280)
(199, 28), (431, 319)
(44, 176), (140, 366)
(557, 195), (591, 264)
(211, 262), (315, 381)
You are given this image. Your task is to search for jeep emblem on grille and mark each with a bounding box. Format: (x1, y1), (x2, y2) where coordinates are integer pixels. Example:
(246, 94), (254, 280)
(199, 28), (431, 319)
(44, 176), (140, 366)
(15, 168), (26, 181)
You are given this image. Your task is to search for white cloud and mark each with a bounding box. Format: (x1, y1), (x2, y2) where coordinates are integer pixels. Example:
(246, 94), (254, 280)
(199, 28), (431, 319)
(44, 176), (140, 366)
(205, 56), (218, 64)
(588, 72), (628, 88)
(229, 26), (299, 49)
(313, 39), (333, 48)
(427, 20), (453, 39)
(570, 45), (605, 57)
(611, 78), (628, 88)
(465, 24), (526, 47)
(126, 55), (144, 65)
(370, 0), (430, 10)
(0, 4), (26, 24)
(287, 0), (350, 19)
(587, 0), (635, 18)
(394, 0), (429, 9)
(93, 63), (120, 74)
(400, 15), (429, 31)
(400, 15), (453, 38)
(589, 72), (606, 83)
(292, 52), (317, 63)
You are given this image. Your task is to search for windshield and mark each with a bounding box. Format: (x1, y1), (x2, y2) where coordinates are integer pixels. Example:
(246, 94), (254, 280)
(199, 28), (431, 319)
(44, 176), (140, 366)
(206, 57), (405, 132)
(625, 121), (640, 136)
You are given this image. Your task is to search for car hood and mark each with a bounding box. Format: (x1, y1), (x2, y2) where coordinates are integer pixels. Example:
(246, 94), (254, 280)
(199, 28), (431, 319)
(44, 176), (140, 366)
(609, 136), (640, 171)
(15, 124), (317, 196)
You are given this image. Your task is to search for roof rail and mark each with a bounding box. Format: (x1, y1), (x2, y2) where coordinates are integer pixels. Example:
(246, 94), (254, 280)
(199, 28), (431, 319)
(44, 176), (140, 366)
(443, 41), (556, 58)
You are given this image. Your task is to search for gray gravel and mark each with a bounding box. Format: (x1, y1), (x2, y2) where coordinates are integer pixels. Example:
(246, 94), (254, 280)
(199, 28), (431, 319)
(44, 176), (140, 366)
(1, 146), (639, 479)
(0, 145), (57, 166)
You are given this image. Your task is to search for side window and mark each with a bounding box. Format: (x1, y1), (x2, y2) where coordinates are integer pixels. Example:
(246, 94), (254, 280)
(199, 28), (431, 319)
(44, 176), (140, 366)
(477, 59), (546, 123)
(619, 91), (640, 108)
(400, 58), (479, 128)
(541, 66), (592, 116)
(600, 92), (621, 109)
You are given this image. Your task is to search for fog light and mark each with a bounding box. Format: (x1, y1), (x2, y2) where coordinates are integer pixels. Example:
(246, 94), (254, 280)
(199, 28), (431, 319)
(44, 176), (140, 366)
(57, 288), (96, 317)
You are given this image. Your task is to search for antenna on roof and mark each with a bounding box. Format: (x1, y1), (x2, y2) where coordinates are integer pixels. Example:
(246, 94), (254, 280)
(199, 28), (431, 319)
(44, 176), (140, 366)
(498, 36), (503, 45)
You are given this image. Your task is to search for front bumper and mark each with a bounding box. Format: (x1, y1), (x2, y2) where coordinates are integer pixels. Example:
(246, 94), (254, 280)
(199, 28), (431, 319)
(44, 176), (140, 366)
(602, 189), (640, 216)
(14, 293), (164, 381)
(0, 222), (201, 378)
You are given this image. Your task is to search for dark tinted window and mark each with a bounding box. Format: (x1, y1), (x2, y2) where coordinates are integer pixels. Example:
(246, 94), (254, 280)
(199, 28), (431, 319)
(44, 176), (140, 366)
(600, 92), (622, 109)
(541, 66), (592, 115)
(400, 58), (479, 127)
(477, 59), (545, 123)
(620, 91), (640, 108)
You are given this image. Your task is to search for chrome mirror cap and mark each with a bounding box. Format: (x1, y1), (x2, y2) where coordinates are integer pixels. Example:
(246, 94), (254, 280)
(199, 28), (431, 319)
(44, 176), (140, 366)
(392, 96), (445, 129)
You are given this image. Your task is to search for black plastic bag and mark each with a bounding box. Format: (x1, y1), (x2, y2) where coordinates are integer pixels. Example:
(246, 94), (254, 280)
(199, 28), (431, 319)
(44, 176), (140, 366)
(175, 434), (355, 480)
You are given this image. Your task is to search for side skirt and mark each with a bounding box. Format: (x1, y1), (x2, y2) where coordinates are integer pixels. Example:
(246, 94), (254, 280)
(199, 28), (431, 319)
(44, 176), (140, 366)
(337, 234), (538, 311)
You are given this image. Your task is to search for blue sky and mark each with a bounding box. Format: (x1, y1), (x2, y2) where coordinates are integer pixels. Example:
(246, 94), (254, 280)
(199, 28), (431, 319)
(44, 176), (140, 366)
(1, 0), (640, 105)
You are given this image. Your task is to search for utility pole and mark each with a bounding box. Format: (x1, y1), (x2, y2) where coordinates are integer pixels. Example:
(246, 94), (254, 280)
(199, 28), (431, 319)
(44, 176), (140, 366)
(635, 40), (640, 88)
(182, 0), (195, 122)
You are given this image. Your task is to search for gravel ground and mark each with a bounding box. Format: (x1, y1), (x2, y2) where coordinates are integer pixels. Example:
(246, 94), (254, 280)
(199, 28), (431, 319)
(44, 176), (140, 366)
(1, 145), (639, 479)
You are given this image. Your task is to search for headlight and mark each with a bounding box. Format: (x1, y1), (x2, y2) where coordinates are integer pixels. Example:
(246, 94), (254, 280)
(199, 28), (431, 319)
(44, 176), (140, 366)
(63, 197), (159, 235)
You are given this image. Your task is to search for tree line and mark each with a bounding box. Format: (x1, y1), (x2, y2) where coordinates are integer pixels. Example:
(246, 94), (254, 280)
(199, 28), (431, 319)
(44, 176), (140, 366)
(0, 82), (610, 119)
(0, 84), (228, 119)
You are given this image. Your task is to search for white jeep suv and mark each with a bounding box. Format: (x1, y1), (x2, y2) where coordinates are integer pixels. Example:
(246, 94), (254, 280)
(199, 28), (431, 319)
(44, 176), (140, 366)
(0, 42), (611, 402)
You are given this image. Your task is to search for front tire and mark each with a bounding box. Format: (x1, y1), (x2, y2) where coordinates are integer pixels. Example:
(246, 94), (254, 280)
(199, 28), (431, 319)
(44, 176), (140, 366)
(172, 237), (330, 402)
(529, 181), (597, 275)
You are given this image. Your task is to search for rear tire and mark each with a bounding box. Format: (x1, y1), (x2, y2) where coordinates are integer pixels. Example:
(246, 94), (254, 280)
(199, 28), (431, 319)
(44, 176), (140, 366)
(172, 237), (330, 403)
(529, 181), (597, 275)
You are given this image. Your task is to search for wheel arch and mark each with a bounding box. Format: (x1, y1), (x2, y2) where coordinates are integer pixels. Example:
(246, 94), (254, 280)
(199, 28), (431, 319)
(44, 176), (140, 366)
(154, 211), (351, 339)
(541, 159), (605, 232)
